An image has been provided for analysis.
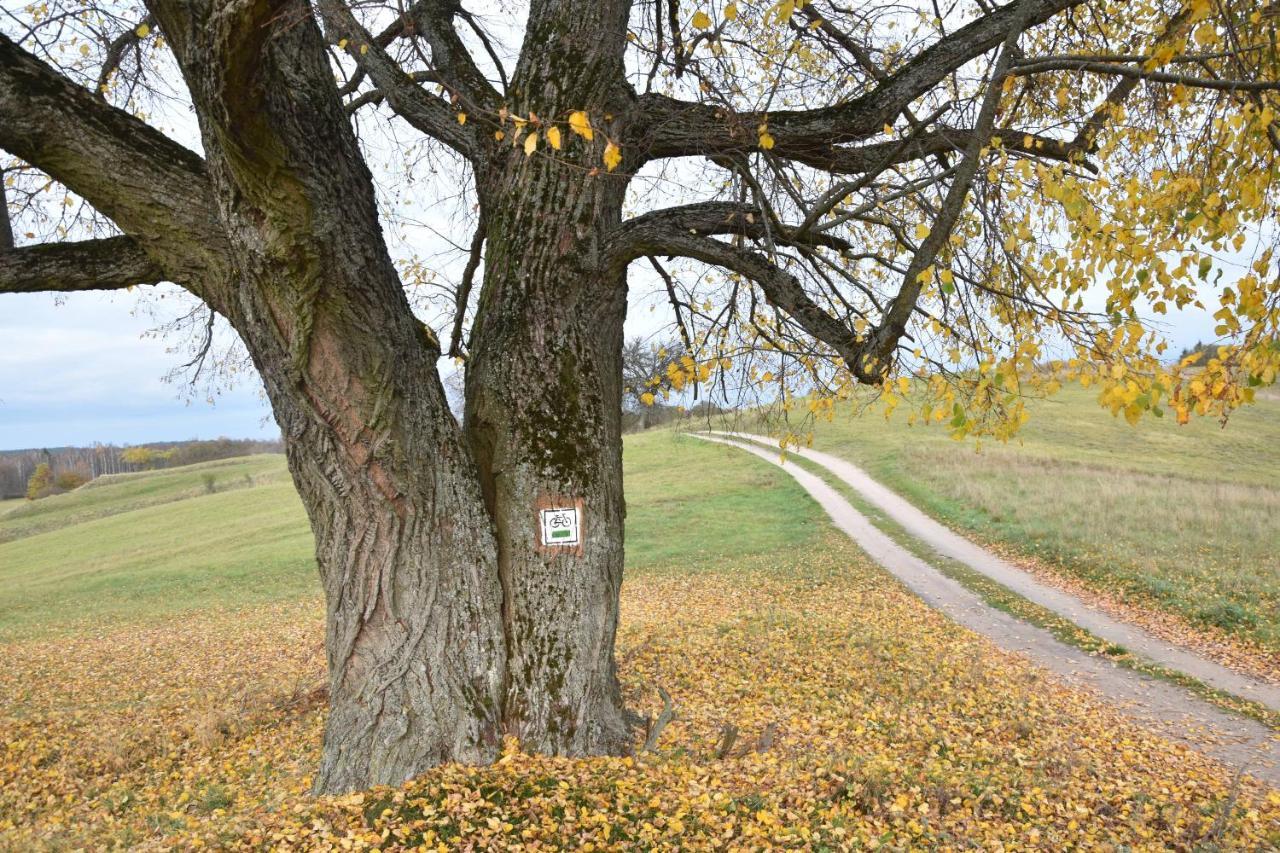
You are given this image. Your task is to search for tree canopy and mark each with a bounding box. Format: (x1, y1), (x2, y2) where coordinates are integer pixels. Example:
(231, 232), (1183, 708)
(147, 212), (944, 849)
(2, 0), (1279, 792)
(1, 0), (1277, 439)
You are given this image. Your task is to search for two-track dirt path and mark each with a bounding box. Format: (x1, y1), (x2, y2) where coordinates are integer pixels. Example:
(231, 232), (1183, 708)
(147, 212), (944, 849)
(691, 432), (1280, 786)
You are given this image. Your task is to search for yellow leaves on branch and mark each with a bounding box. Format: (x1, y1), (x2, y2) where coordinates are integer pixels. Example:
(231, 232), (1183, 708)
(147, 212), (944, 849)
(691, 10), (713, 29)
(496, 107), (617, 170)
(568, 110), (594, 141)
(603, 141), (622, 171)
(757, 121), (775, 150)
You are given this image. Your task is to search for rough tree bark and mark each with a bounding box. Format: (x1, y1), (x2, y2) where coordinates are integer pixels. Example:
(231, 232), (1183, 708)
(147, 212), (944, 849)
(464, 0), (635, 756)
(145, 0), (509, 792)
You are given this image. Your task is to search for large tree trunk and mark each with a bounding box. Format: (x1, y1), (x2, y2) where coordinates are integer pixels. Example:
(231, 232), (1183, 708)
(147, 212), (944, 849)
(459, 0), (636, 758)
(142, 0), (637, 793)
(149, 0), (510, 793)
(465, 174), (632, 758)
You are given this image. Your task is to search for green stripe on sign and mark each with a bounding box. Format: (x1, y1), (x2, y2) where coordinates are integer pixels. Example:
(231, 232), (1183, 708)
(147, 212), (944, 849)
(551, 529), (571, 539)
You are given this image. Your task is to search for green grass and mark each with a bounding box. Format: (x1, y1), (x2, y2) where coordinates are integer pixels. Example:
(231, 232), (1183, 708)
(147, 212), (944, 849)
(0, 477), (316, 640)
(0, 434), (821, 639)
(737, 385), (1280, 652)
(623, 432), (823, 572)
(0, 455), (288, 544)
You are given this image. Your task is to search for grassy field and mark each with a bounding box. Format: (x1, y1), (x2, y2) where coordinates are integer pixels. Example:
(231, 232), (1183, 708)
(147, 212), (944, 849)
(0, 455), (288, 544)
(0, 439), (823, 641)
(0, 456), (310, 640)
(1, 434), (1277, 848)
(739, 386), (1280, 652)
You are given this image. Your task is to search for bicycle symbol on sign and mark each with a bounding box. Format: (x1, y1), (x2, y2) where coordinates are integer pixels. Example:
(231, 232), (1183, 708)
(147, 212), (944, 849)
(539, 506), (581, 547)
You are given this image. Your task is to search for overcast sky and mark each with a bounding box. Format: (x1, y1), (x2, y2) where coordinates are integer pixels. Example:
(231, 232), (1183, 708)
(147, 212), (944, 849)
(0, 275), (1223, 451)
(0, 274), (689, 450)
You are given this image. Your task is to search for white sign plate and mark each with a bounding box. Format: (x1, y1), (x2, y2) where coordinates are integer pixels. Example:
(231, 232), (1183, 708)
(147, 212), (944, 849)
(539, 507), (581, 547)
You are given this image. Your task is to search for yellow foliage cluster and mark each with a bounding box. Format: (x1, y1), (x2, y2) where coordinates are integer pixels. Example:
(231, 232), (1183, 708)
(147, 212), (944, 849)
(3, 541), (1279, 849)
(638, 0), (1280, 443)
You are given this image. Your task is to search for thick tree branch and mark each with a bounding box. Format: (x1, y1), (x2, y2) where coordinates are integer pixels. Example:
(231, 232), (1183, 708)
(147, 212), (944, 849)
(865, 0), (1033, 366)
(0, 33), (224, 285)
(609, 201), (854, 260)
(319, 0), (480, 158)
(789, 124), (1094, 175)
(609, 224), (878, 381)
(634, 0), (1087, 163)
(404, 0), (501, 104)
(0, 236), (164, 294)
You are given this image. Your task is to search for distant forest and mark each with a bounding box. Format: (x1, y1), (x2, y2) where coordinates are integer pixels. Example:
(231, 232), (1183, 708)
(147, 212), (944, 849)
(0, 437), (284, 499)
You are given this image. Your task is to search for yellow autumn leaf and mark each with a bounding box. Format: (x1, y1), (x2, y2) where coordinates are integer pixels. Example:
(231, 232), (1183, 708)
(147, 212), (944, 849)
(524, 132), (538, 156)
(360, 43), (369, 55)
(135, 23), (150, 38)
(692, 10), (712, 29)
(640, 392), (655, 406)
(79, 43), (90, 57)
(546, 126), (562, 150)
(758, 122), (775, 150)
(338, 38), (348, 49)
(603, 141), (622, 171)
(568, 111), (594, 141)
(724, 2), (738, 20)
(915, 223), (931, 240)
(457, 113), (467, 125)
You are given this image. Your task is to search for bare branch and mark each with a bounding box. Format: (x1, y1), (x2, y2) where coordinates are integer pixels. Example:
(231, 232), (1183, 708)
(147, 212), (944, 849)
(449, 212), (485, 359)
(319, 0), (480, 158)
(615, 226), (877, 382)
(0, 174), (12, 252)
(865, 0), (1033, 368)
(1012, 58), (1280, 91)
(95, 14), (156, 100)
(609, 201), (854, 259)
(0, 235), (164, 294)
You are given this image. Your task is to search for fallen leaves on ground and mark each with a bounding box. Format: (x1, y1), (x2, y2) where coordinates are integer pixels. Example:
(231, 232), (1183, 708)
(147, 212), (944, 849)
(2, 536), (1278, 849)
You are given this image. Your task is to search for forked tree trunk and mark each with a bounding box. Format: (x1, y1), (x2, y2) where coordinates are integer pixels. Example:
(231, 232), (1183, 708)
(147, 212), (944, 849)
(143, 0), (635, 793)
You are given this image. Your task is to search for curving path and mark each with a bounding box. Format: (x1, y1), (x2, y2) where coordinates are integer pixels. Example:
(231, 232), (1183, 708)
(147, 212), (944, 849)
(710, 431), (1280, 712)
(690, 432), (1280, 786)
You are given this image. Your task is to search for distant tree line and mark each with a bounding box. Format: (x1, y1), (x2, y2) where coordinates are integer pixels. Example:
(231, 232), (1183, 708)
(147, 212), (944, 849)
(0, 436), (284, 499)
(1177, 342), (1222, 366)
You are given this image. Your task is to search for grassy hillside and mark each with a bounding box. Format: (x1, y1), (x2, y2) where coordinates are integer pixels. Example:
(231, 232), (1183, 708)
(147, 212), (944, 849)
(0, 455), (288, 544)
(0, 437), (823, 640)
(745, 386), (1280, 651)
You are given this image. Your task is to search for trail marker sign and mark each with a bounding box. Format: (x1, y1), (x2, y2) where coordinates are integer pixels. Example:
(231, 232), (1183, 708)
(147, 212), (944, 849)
(539, 507), (581, 547)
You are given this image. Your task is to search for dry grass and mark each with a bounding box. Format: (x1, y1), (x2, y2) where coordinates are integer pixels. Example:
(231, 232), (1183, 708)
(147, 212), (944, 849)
(743, 387), (1280, 653)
